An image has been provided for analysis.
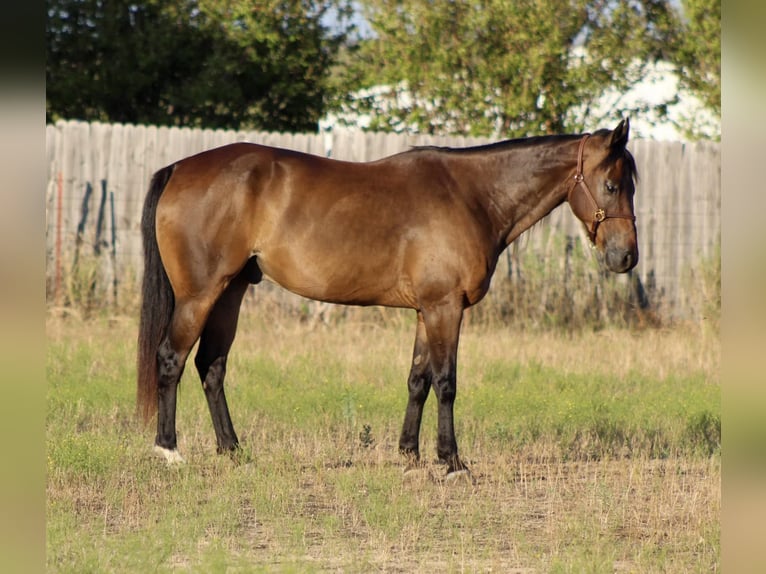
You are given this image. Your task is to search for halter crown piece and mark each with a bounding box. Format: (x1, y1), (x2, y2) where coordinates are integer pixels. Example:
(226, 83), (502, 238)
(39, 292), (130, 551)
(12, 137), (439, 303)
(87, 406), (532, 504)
(566, 134), (636, 241)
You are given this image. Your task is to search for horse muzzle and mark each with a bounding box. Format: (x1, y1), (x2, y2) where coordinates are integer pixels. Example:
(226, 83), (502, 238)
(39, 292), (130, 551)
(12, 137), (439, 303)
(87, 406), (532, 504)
(604, 244), (638, 273)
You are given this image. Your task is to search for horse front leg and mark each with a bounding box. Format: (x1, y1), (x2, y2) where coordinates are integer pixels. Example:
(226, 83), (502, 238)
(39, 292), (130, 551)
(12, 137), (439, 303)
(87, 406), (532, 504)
(399, 311), (432, 467)
(421, 297), (470, 478)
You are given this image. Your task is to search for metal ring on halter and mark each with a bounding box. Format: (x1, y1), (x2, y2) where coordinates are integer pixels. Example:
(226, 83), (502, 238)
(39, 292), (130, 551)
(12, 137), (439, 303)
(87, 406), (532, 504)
(594, 208), (605, 222)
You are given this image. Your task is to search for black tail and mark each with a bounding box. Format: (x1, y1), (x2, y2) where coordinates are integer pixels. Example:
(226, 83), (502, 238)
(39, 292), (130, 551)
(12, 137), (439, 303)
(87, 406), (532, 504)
(136, 165), (176, 424)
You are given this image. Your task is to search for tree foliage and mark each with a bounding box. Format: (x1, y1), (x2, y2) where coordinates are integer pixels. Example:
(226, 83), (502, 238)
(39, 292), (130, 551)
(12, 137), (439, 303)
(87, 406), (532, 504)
(46, 0), (354, 131)
(341, 0), (682, 137)
(675, 0), (720, 115)
(46, 0), (720, 138)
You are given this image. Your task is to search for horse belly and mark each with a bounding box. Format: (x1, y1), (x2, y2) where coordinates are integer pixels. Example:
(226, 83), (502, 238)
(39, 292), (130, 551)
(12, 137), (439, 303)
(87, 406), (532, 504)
(255, 245), (414, 308)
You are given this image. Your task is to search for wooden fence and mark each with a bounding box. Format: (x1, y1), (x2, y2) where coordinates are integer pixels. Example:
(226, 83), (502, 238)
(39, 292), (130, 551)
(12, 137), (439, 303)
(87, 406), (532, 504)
(45, 120), (720, 321)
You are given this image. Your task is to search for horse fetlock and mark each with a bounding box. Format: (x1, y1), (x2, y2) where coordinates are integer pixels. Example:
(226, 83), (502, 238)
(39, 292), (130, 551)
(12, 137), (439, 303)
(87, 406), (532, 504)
(399, 443), (420, 460)
(216, 438), (240, 455)
(437, 443), (461, 463)
(440, 453), (469, 475)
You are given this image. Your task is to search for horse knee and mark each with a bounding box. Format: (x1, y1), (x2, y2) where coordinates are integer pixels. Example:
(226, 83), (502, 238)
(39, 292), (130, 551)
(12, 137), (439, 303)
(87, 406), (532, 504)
(407, 373), (431, 403)
(433, 377), (456, 403)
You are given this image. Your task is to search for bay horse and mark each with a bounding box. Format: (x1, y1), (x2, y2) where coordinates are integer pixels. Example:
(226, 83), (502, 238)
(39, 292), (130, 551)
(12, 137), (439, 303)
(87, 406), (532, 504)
(137, 119), (638, 477)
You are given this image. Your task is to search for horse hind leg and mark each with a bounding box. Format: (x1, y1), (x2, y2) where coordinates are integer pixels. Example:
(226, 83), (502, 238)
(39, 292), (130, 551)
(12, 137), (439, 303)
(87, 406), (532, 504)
(194, 268), (254, 455)
(154, 296), (218, 463)
(154, 337), (187, 463)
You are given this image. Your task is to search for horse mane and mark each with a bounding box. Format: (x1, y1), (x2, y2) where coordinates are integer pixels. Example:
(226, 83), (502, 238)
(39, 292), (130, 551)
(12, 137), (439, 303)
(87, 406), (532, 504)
(411, 128), (639, 184)
(411, 133), (581, 155)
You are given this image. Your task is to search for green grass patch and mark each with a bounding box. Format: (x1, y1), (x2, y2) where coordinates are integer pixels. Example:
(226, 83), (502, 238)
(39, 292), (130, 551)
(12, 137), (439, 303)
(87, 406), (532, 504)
(463, 360), (719, 460)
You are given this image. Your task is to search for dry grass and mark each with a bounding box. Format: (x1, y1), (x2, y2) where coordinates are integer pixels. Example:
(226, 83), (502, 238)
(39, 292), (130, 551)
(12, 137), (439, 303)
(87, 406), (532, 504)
(46, 310), (720, 572)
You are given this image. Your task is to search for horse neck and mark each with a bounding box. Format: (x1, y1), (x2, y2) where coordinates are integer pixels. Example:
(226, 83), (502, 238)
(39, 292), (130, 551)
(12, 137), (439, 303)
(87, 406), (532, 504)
(456, 138), (580, 248)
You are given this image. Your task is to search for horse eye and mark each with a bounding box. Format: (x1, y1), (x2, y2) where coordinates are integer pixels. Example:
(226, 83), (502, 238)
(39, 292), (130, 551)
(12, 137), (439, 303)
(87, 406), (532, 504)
(605, 181), (618, 194)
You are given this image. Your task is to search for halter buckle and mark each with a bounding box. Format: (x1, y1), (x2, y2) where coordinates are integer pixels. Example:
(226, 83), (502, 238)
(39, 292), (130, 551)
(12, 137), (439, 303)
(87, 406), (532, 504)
(594, 208), (605, 222)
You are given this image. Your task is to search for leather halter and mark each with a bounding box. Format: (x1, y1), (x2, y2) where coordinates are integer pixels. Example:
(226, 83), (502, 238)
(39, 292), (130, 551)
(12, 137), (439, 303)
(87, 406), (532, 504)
(567, 134), (636, 242)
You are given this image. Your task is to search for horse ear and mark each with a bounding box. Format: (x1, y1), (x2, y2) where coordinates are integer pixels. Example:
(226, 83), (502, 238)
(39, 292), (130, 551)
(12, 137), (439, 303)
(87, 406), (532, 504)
(610, 118), (630, 149)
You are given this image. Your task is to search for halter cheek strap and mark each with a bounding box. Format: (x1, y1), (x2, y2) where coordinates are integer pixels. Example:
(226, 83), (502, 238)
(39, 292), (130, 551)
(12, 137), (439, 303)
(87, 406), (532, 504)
(566, 134), (636, 242)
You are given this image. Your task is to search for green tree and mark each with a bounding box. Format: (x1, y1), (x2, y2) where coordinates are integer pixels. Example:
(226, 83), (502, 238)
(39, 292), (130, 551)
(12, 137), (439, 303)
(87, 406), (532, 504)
(339, 0), (681, 137)
(675, 0), (720, 115)
(46, 0), (354, 131)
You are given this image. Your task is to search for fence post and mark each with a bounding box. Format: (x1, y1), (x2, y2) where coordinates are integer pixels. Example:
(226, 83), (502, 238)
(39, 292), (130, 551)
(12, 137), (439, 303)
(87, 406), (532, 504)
(55, 171), (63, 306)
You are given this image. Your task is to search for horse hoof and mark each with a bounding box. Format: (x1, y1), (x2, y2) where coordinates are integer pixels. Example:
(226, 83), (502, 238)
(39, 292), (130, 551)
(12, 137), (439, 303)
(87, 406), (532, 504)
(402, 465), (430, 483)
(445, 468), (474, 485)
(153, 445), (186, 464)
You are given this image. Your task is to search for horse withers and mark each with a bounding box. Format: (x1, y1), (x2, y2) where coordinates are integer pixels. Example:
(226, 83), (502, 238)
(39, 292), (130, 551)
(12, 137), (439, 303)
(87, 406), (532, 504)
(137, 119), (638, 477)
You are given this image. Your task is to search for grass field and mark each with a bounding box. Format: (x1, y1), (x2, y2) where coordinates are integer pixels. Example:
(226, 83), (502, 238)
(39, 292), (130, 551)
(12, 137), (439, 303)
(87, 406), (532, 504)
(46, 308), (720, 572)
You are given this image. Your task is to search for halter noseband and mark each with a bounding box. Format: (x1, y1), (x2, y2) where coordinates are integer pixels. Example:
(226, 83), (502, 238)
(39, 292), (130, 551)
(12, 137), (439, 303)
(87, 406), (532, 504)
(567, 134), (635, 242)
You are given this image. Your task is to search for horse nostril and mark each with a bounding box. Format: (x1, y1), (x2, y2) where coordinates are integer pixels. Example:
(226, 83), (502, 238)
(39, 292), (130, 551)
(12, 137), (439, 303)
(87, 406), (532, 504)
(606, 248), (636, 273)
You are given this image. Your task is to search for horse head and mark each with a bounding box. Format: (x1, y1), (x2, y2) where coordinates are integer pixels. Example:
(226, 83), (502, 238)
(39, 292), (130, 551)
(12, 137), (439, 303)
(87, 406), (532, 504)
(567, 119), (639, 273)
